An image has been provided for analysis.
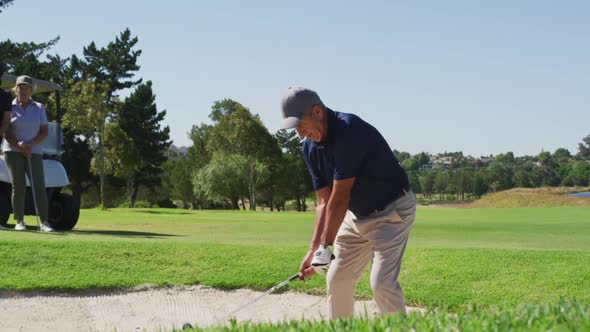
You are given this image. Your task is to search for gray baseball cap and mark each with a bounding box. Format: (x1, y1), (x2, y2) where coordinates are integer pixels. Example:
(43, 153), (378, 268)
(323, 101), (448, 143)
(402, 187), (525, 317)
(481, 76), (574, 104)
(16, 75), (33, 87)
(280, 87), (324, 129)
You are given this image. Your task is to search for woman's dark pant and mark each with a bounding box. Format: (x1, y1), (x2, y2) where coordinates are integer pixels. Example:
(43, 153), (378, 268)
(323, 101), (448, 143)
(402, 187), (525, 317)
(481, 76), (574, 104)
(4, 152), (48, 222)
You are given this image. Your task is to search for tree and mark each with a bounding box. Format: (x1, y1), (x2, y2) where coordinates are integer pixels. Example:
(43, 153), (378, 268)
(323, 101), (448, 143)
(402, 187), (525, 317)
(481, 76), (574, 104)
(393, 150), (411, 163)
(419, 171), (436, 198)
(553, 148), (573, 182)
(402, 158), (419, 171)
(554, 148), (572, 163)
(71, 28), (142, 105)
(186, 124), (213, 209)
(578, 135), (590, 160)
(537, 151), (560, 186)
(274, 129), (313, 211)
(0, 0), (13, 12)
(513, 168), (535, 188)
(487, 156), (514, 191)
(206, 100), (282, 208)
(162, 156), (195, 209)
(275, 129), (303, 156)
(434, 172), (448, 199)
(404, 152), (431, 171)
(208, 99), (244, 123)
(472, 170), (488, 198)
(416, 152), (431, 168)
(452, 168), (473, 200)
(188, 123), (213, 169)
(563, 161), (590, 186)
(0, 37), (60, 72)
(406, 170), (421, 194)
(101, 123), (142, 207)
(118, 81), (171, 207)
(62, 80), (115, 207)
(59, 29), (142, 207)
(242, 156), (270, 210)
(207, 102), (280, 161)
(496, 152), (515, 164)
(193, 153), (248, 209)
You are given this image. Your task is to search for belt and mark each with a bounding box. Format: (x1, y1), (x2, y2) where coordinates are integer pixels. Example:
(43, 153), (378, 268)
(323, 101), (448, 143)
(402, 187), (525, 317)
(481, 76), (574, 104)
(363, 184), (412, 217)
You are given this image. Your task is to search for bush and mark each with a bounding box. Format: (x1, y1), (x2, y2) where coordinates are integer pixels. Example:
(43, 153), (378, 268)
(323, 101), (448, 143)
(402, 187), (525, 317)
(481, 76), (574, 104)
(116, 200), (152, 208)
(156, 198), (177, 208)
(284, 200), (299, 211)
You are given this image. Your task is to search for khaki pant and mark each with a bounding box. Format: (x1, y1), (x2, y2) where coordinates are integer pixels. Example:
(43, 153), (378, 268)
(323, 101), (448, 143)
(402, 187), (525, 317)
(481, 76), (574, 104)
(4, 152), (49, 222)
(326, 190), (416, 319)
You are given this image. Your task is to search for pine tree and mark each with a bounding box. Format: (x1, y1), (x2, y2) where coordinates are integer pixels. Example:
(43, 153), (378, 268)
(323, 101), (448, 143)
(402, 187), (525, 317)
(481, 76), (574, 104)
(118, 81), (171, 207)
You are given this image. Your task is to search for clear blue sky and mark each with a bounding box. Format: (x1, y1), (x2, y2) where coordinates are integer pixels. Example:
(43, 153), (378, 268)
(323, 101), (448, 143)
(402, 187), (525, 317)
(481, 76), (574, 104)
(2, 0), (588, 157)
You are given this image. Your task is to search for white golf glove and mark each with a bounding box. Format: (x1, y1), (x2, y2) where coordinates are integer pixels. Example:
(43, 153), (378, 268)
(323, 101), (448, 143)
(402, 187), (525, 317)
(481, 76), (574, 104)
(311, 245), (335, 276)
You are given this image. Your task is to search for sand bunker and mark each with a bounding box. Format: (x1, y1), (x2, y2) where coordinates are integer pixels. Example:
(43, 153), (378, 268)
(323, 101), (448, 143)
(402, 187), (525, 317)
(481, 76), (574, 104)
(0, 285), (422, 331)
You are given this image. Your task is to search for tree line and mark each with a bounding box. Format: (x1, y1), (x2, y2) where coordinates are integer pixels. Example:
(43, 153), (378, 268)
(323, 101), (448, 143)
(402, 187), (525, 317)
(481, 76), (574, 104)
(397, 143), (590, 201)
(2, 25), (589, 210)
(1, 28), (314, 210)
(162, 99), (313, 211)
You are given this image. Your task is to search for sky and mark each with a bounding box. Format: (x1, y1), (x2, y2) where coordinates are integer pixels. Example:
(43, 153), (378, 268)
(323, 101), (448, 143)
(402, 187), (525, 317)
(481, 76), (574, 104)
(1, 0), (588, 157)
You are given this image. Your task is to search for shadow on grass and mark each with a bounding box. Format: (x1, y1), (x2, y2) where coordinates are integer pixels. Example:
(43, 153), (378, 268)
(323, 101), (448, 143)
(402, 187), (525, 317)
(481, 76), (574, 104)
(70, 230), (178, 238)
(1, 225), (67, 235)
(133, 209), (193, 215)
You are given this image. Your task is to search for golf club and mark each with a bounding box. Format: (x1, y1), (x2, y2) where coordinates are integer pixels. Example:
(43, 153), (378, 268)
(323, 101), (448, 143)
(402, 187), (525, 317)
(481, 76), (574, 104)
(182, 272), (300, 330)
(26, 157), (41, 231)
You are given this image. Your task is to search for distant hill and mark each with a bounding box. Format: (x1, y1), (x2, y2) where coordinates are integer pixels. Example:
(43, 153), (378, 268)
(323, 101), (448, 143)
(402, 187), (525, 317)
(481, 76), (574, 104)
(468, 187), (590, 208)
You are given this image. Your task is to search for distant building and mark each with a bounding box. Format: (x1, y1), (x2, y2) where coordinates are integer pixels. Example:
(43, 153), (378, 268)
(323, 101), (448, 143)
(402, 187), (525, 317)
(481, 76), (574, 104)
(424, 156), (453, 170)
(478, 156), (495, 164)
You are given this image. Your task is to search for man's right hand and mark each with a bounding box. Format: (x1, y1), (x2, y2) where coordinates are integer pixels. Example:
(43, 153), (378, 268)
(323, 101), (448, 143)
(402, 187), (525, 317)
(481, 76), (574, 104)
(299, 249), (317, 281)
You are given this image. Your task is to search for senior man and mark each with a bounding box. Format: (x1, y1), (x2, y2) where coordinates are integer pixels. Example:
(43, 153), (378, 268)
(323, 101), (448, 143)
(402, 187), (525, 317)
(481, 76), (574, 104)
(280, 87), (416, 319)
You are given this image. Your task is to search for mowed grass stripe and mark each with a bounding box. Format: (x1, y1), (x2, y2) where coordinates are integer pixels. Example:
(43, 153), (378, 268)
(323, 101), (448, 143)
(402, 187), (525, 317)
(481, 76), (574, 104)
(3, 206), (589, 250)
(1, 206), (588, 312)
(1, 241), (588, 311)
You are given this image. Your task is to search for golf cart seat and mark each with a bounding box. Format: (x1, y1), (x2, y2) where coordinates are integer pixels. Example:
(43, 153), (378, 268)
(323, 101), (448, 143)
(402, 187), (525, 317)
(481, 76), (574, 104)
(42, 122), (64, 157)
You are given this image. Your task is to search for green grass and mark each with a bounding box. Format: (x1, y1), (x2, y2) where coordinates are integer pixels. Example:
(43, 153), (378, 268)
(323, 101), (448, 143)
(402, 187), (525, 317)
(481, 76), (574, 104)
(179, 300), (590, 332)
(1, 206), (589, 313)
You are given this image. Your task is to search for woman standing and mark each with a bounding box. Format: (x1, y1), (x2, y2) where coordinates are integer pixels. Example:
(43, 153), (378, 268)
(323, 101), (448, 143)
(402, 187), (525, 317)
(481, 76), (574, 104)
(3, 75), (53, 232)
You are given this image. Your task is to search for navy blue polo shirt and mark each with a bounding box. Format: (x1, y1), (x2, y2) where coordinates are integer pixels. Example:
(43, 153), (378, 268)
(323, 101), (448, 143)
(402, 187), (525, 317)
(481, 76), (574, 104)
(303, 108), (409, 216)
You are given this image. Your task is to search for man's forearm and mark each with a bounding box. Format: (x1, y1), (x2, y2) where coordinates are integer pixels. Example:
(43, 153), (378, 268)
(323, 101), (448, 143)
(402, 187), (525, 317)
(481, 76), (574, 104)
(321, 198), (350, 246)
(309, 203), (327, 250)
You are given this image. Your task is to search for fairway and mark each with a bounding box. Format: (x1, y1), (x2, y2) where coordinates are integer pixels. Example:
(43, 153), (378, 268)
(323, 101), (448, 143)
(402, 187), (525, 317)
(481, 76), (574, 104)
(3, 206), (589, 250)
(1, 206), (589, 313)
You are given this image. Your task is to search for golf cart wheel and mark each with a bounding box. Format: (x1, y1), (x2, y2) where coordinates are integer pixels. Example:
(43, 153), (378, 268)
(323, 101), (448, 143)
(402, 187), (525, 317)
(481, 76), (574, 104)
(49, 193), (80, 230)
(0, 191), (10, 226)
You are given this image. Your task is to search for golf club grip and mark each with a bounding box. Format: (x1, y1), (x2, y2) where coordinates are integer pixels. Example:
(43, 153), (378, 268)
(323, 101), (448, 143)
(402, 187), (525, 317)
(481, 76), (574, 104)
(288, 273), (300, 282)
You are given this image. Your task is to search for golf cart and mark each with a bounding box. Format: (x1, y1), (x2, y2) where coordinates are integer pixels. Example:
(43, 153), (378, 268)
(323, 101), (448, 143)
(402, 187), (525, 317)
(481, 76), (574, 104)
(0, 74), (80, 230)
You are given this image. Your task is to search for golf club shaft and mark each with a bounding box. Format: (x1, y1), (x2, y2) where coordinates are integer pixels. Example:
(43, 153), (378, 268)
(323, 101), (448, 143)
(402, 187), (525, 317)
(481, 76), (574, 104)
(221, 273), (299, 320)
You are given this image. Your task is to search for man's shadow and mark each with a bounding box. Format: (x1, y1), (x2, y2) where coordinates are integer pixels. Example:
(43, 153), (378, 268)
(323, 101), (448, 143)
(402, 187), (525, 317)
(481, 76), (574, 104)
(69, 229), (177, 238)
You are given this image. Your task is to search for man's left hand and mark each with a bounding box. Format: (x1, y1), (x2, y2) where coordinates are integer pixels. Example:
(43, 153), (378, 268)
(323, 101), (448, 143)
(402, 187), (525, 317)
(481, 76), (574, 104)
(311, 245), (335, 276)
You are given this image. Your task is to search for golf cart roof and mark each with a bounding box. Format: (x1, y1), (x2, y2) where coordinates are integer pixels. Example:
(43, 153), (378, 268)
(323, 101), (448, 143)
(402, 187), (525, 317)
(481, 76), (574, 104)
(1, 74), (63, 94)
